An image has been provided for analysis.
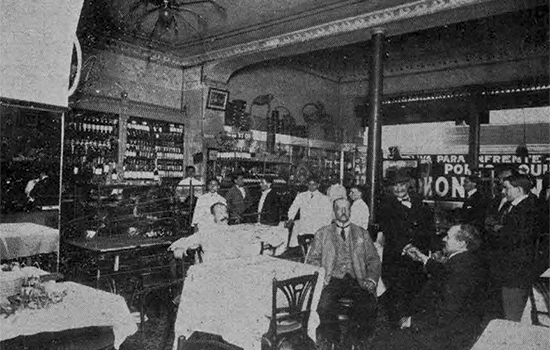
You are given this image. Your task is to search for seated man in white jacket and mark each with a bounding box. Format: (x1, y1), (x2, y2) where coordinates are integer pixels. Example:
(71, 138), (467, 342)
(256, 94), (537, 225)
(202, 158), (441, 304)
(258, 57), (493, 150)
(170, 202), (285, 262)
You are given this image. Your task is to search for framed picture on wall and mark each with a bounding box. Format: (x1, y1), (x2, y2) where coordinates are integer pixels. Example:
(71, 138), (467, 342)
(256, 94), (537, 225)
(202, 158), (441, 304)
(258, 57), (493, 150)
(206, 88), (229, 111)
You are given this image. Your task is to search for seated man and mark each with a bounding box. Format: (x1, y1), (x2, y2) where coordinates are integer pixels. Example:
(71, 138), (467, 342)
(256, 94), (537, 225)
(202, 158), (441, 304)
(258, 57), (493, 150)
(169, 202), (285, 262)
(372, 224), (487, 350)
(305, 198), (381, 343)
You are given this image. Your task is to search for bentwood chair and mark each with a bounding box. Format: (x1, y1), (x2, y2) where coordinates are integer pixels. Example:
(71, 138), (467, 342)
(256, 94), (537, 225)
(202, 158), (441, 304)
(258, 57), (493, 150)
(262, 272), (319, 350)
(298, 234), (315, 262)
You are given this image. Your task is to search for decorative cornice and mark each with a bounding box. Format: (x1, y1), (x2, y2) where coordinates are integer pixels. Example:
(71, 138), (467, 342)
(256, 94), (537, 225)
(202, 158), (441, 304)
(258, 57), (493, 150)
(104, 0), (496, 68)
(180, 0), (496, 66)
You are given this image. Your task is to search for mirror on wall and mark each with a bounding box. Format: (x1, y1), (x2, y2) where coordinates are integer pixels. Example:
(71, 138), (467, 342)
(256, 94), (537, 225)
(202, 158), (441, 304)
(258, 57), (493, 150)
(0, 104), (62, 228)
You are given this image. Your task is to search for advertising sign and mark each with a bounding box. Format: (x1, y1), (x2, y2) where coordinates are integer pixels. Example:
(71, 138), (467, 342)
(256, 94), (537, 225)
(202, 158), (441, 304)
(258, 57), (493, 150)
(417, 154), (549, 201)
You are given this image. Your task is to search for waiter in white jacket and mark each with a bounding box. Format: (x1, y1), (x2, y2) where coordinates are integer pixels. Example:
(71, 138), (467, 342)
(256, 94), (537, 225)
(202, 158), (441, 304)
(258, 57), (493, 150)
(286, 176), (332, 248)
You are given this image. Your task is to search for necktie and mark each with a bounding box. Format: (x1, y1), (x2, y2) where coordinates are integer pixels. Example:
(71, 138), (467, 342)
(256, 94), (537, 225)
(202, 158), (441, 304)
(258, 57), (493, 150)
(311, 193), (314, 199)
(336, 224), (349, 241)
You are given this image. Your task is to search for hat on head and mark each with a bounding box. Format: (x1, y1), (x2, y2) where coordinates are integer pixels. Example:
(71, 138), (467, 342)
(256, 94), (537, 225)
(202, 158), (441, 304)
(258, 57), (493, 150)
(384, 168), (411, 186)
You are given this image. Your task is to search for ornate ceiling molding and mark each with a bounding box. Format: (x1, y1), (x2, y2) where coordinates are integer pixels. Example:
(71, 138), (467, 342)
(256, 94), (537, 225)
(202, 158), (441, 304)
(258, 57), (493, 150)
(181, 0), (496, 66)
(104, 0), (497, 68)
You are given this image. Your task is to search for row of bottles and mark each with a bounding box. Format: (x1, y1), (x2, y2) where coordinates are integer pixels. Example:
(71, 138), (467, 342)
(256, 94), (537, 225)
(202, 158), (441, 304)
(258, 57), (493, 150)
(68, 113), (118, 135)
(64, 111), (119, 186)
(124, 117), (184, 179)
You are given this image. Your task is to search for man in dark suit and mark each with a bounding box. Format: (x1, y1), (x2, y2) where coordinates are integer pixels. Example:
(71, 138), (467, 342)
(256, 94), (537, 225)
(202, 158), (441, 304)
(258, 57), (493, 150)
(487, 174), (538, 321)
(461, 175), (489, 231)
(257, 177), (280, 226)
(377, 170), (438, 328)
(372, 224), (487, 350)
(306, 198), (381, 343)
(225, 173), (251, 224)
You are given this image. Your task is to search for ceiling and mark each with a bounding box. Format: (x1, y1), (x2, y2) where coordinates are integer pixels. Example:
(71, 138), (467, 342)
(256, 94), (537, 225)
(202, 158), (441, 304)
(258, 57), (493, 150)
(247, 5), (549, 82)
(77, 0), (548, 90)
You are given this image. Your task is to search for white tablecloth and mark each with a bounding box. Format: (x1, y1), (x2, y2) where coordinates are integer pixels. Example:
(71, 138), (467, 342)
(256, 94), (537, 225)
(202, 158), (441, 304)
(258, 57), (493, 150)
(0, 281), (137, 349)
(173, 255), (325, 350)
(0, 223), (59, 259)
(471, 319), (549, 350)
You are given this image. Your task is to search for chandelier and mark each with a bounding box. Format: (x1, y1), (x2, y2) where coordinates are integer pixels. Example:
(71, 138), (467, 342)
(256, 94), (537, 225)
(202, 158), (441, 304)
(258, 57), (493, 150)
(129, 0), (226, 40)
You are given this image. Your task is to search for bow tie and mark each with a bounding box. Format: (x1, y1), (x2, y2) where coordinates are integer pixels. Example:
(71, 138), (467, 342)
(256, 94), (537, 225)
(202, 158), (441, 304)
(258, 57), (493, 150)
(398, 196), (412, 208)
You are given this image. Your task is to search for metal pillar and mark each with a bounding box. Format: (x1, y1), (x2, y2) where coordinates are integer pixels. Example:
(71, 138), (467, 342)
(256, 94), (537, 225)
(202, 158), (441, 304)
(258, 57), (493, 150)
(366, 28), (385, 225)
(468, 88), (483, 171)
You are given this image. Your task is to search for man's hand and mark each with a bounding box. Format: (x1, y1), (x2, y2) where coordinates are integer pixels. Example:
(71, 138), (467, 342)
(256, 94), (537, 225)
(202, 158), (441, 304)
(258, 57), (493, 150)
(399, 316), (412, 329)
(362, 280), (377, 294)
(403, 244), (428, 264)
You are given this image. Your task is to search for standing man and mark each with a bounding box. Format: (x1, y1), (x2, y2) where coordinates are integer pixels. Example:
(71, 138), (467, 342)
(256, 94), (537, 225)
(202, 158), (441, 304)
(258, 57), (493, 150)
(257, 177), (281, 226)
(287, 176), (332, 247)
(192, 179), (226, 230)
(349, 186), (370, 231)
(306, 198), (381, 343)
(377, 170), (437, 328)
(487, 174), (538, 321)
(327, 175), (347, 204)
(461, 175), (489, 231)
(176, 166), (204, 204)
(225, 173), (251, 224)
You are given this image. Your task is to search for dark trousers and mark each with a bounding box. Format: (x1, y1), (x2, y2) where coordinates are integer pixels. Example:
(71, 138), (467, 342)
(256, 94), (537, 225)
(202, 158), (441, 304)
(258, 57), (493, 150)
(317, 274), (377, 342)
(383, 269), (427, 327)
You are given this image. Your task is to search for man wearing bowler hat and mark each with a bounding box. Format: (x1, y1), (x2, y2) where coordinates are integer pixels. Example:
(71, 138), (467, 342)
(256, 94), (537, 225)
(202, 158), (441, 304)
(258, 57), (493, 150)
(377, 168), (438, 328)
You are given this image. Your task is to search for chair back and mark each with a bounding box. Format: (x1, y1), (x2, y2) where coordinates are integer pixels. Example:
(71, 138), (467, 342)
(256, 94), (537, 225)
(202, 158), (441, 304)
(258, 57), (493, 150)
(270, 272), (319, 335)
(298, 234), (315, 261)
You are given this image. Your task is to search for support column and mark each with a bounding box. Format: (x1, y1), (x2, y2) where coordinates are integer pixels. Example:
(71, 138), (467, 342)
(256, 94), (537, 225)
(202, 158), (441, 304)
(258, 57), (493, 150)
(468, 88), (483, 171)
(366, 28), (385, 225)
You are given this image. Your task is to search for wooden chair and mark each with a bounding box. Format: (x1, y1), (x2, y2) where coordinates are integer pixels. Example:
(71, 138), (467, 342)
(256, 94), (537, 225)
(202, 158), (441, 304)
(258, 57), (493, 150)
(530, 276), (550, 326)
(298, 234), (315, 262)
(262, 272), (319, 350)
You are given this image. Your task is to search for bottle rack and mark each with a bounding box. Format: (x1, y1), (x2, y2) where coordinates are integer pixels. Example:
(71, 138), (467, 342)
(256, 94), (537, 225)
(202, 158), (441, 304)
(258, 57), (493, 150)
(64, 110), (119, 183)
(124, 117), (184, 180)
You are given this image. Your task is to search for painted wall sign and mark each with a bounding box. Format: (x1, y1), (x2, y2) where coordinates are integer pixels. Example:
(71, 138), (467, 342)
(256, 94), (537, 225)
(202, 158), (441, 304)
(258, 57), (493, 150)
(417, 154), (549, 200)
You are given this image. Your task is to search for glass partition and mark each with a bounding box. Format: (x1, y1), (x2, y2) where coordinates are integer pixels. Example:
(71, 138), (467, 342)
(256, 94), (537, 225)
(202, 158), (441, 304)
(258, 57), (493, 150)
(0, 104), (62, 228)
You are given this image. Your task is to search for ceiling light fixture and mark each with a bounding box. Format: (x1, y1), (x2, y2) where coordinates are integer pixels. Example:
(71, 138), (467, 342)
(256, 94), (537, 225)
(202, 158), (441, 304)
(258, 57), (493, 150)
(129, 0), (226, 40)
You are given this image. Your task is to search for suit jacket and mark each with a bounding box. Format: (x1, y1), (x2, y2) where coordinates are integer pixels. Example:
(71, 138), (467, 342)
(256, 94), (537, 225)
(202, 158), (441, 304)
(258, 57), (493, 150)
(488, 195), (537, 287)
(408, 251), (487, 350)
(306, 223), (381, 287)
(225, 185), (251, 221)
(258, 190), (281, 226)
(461, 190), (490, 230)
(378, 193), (437, 287)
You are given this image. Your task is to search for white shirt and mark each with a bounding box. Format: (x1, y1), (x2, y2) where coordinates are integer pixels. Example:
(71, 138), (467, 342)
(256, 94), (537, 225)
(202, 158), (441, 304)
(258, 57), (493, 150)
(169, 222), (240, 262)
(510, 194), (529, 207)
(350, 198), (370, 231)
(177, 177), (204, 198)
(466, 188), (477, 199)
(287, 190), (332, 245)
(257, 189), (271, 214)
(237, 186), (246, 199)
(327, 184), (347, 203)
(169, 222), (286, 262)
(192, 192), (227, 228)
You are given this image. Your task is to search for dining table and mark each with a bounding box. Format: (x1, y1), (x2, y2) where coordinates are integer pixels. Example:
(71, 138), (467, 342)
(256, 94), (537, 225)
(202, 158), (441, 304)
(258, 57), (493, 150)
(470, 319), (548, 350)
(173, 255), (325, 350)
(0, 273), (137, 349)
(0, 222), (59, 260)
